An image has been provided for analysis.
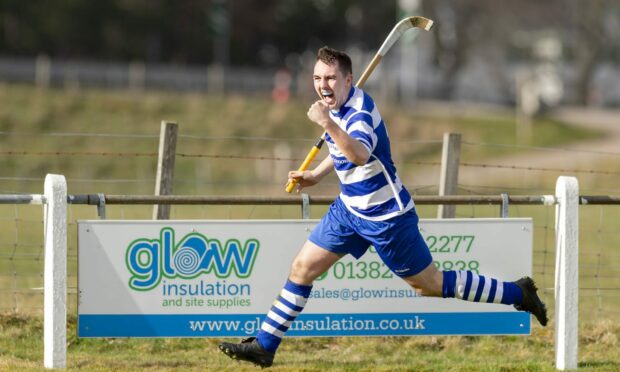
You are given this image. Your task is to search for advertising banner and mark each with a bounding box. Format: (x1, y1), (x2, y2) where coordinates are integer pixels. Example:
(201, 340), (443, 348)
(78, 218), (532, 337)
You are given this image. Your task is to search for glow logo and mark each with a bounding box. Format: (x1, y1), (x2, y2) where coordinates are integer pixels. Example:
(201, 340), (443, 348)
(126, 228), (259, 291)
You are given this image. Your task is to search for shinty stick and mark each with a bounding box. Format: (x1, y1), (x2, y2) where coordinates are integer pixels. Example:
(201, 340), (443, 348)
(285, 16), (434, 193)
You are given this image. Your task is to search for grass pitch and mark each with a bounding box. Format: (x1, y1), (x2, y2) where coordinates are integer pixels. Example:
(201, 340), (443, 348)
(0, 314), (618, 371)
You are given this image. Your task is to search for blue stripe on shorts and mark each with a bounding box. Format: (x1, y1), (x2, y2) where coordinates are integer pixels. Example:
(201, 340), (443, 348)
(308, 197), (432, 277)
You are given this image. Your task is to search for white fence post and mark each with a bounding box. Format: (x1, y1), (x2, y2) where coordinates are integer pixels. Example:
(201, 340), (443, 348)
(44, 174), (67, 369)
(554, 176), (579, 370)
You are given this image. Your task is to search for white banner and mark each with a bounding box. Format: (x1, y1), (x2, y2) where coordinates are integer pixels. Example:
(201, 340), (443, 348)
(78, 218), (532, 337)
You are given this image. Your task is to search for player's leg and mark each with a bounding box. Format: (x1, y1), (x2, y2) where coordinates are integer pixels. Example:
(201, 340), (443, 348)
(399, 260), (443, 296)
(218, 240), (341, 367)
(219, 199), (367, 367)
(402, 262), (548, 326)
(288, 239), (343, 285)
(366, 210), (548, 326)
(255, 240), (342, 354)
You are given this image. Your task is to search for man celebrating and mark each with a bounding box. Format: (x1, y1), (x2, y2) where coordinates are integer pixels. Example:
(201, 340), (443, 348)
(219, 46), (547, 368)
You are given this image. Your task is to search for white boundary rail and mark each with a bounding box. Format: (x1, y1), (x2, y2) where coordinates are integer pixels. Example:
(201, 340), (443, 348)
(1, 174), (587, 370)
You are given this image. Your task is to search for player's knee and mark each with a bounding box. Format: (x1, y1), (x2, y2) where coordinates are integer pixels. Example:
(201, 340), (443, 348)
(290, 255), (310, 274)
(289, 257), (315, 285)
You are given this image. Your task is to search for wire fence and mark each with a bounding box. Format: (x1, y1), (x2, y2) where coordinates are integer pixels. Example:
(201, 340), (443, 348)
(0, 131), (619, 323)
(1, 197), (619, 323)
(1, 132), (620, 191)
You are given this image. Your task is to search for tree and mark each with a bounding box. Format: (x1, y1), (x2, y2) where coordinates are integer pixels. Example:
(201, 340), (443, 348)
(569, 0), (620, 105)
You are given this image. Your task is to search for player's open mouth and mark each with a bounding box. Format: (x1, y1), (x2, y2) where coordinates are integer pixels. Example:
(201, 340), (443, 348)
(321, 90), (335, 104)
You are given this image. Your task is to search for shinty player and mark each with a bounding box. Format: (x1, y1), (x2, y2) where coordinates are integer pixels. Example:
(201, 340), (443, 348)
(218, 46), (548, 368)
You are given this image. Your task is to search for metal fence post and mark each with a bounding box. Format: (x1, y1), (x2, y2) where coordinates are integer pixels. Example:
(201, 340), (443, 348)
(44, 174), (67, 369)
(301, 193), (310, 219)
(97, 193), (107, 219)
(500, 193), (510, 217)
(153, 121), (178, 219)
(554, 176), (579, 370)
(437, 133), (461, 218)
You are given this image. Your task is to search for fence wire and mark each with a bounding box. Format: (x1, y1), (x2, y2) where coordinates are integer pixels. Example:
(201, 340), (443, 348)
(1, 200), (619, 322)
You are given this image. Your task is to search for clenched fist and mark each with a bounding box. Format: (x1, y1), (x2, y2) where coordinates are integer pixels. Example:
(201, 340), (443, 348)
(307, 100), (331, 128)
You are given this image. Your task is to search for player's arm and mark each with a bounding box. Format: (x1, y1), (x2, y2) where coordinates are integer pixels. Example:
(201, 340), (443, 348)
(287, 156), (334, 193)
(307, 101), (370, 166)
(322, 120), (370, 166)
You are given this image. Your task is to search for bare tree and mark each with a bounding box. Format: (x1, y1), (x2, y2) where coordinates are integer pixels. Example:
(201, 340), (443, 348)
(422, 0), (501, 100)
(424, 0), (468, 99)
(570, 0), (619, 105)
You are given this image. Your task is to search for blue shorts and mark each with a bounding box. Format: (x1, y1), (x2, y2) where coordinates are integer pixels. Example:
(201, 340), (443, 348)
(308, 198), (432, 277)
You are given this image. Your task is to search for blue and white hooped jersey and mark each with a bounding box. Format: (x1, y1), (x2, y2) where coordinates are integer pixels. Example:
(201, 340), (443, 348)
(326, 86), (414, 221)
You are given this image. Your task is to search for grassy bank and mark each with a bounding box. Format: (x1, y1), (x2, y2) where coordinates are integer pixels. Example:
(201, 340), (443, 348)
(0, 84), (600, 196)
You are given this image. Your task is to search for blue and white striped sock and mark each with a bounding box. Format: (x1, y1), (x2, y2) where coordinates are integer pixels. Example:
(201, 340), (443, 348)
(442, 270), (523, 305)
(256, 279), (312, 353)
